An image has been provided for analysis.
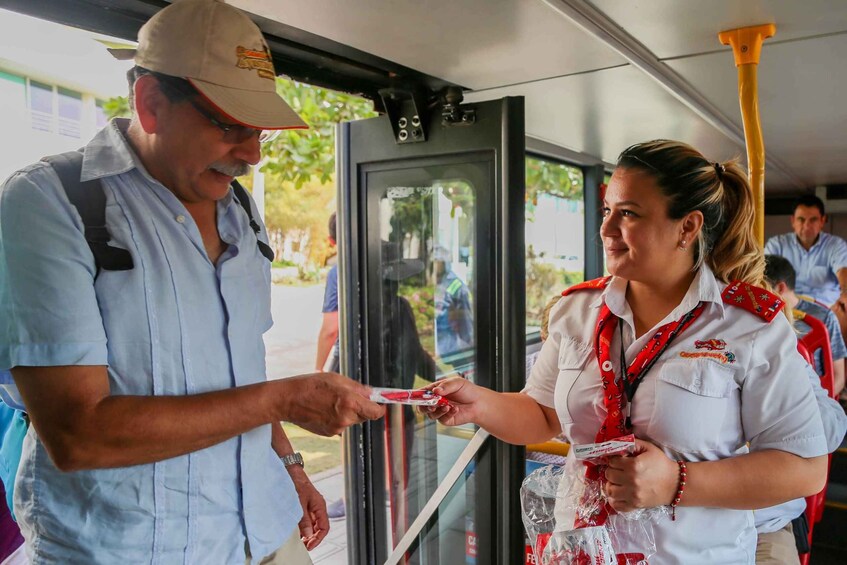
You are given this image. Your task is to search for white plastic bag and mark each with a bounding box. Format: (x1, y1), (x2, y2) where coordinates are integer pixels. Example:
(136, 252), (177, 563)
(521, 436), (668, 564)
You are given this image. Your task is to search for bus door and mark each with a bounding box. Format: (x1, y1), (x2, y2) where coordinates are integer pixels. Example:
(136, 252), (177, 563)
(338, 94), (526, 564)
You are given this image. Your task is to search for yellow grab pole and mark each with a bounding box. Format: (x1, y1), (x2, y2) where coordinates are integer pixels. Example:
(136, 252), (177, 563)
(718, 24), (776, 245)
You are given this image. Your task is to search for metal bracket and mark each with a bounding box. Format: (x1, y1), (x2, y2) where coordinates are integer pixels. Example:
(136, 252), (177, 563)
(378, 88), (429, 144)
(440, 86), (476, 127)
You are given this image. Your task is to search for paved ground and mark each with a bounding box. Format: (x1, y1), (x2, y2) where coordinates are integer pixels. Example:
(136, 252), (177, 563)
(311, 469), (348, 565)
(265, 283), (324, 379)
(264, 282), (349, 564)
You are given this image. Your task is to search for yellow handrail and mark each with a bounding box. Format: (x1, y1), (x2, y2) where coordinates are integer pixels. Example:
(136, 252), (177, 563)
(526, 441), (570, 457)
(718, 24), (776, 245)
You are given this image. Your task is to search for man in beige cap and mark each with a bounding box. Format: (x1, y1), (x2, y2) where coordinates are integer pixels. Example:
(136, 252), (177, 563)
(0, 1), (384, 563)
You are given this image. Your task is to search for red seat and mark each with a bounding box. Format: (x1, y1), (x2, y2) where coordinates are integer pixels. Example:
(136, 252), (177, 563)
(794, 312), (836, 564)
(797, 311), (837, 400)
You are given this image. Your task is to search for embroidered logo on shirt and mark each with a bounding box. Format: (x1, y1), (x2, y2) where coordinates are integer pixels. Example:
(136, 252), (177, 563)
(679, 350), (736, 364)
(694, 339), (726, 351)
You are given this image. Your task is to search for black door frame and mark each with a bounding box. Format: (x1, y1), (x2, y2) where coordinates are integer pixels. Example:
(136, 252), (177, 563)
(338, 96), (526, 564)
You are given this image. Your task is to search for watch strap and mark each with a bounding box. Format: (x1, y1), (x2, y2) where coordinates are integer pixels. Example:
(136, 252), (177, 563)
(280, 452), (304, 468)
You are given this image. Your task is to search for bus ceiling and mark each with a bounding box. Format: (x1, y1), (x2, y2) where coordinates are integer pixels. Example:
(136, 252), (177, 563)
(6, 0), (847, 197)
(0, 0), (460, 108)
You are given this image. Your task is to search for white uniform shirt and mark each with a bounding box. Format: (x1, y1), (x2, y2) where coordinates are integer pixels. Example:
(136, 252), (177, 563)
(523, 266), (828, 565)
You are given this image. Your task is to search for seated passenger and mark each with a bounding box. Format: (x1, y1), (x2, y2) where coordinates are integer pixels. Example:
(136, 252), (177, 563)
(424, 140), (829, 564)
(765, 254), (847, 395)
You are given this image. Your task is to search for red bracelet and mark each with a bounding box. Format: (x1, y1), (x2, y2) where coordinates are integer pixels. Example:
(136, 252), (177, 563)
(670, 460), (687, 521)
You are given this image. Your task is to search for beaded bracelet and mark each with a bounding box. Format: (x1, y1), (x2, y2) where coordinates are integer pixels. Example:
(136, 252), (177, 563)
(670, 460), (687, 521)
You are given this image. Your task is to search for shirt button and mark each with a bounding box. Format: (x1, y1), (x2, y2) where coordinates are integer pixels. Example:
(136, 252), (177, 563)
(176, 215), (186, 224)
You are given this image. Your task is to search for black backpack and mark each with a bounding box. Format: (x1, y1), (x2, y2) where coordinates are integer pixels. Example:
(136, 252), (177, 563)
(41, 151), (274, 276)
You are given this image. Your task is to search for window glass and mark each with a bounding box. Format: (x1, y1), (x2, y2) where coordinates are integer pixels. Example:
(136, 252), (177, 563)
(29, 80), (52, 114)
(58, 88), (82, 120)
(370, 165), (480, 558)
(525, 156), (584, 334)
(57, 87), (82, 138)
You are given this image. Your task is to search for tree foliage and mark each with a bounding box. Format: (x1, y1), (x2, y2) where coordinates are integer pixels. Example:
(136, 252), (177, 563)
(103, 95), (131, 120)
(525, 157), (584, 221)
(262, 79), (377, 188)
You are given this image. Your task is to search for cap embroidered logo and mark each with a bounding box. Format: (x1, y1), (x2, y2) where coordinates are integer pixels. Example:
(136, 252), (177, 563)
(236, 46), (275, 80)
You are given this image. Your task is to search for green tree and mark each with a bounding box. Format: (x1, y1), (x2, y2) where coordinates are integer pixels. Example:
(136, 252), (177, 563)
(103, 95), (131, 120)
(262, 79), (377, 187)
(525, 157), (584, 221)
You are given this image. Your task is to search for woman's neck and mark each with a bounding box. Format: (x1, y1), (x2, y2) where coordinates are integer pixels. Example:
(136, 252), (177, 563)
(626, 271), (697, 338)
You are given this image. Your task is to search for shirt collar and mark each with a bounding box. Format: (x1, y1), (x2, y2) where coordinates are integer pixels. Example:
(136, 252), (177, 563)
(80, 118), (142, 182)
(594, 263), (725, 322)
(794, 232), (825, 250)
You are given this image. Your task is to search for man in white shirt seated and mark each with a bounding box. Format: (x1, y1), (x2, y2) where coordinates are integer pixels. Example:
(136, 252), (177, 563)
(766, 255), (847, 395)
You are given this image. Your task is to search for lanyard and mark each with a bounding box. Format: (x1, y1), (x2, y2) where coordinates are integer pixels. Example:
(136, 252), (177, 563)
(594, 301), (706, 442)
(575, 301), (705, 528)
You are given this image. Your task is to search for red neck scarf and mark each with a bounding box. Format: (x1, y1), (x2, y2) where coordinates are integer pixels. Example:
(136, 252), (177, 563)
(575, 299), (706, 527)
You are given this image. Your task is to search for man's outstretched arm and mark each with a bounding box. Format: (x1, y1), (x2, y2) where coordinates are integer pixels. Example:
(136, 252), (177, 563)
(12, 365), (383, 471)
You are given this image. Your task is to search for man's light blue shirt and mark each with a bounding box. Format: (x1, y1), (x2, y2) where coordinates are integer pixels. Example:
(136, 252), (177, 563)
(0, 120), (301, 564)
(765, 231), (847, 305)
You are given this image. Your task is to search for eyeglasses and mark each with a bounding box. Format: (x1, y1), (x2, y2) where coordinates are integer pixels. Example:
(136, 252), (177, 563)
(187, 99), (281, 144)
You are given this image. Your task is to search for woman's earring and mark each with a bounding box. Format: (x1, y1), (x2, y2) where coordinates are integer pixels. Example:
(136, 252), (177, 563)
(678, 239), (687, 250)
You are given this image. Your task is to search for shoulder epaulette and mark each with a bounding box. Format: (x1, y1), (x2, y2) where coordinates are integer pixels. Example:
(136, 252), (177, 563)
(721, 281), (784, 323)
(561, 276), (612, 298)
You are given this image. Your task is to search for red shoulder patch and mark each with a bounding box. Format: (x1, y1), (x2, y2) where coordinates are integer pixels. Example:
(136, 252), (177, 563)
(561, 276), (612, 297)
(721, 281), (784, 323)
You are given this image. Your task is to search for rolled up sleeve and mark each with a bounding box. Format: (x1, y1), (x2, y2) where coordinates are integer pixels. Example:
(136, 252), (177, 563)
(0, 165), (108, 372)
(742, 316), (828, 457)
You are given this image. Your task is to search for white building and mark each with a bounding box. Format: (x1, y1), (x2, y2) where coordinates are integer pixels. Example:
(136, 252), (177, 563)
(0, 9), (133, 181)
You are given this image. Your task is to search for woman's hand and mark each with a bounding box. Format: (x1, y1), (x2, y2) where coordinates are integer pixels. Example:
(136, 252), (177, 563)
(419, 376), (483, 426)
(603, 438), (679, 512)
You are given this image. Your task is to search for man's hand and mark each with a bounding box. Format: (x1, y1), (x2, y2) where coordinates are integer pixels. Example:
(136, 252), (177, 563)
(277, 372), (385, 436)
(603, 439), (678, 512)
(287, 465), (328, 550)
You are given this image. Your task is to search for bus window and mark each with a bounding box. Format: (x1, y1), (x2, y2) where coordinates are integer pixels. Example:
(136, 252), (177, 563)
(525, 156), (585, 335)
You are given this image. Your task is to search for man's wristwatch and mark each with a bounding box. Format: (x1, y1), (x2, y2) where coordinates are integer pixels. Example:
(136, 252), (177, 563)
(280, 452), (305, 468)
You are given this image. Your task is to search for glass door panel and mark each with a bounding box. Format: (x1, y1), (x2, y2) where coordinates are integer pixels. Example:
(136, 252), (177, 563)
(340, 96), (525, 565)
(367, 164), (484, 562)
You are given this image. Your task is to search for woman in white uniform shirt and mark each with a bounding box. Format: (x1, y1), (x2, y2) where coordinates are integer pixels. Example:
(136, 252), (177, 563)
(424, 140), (828, 564)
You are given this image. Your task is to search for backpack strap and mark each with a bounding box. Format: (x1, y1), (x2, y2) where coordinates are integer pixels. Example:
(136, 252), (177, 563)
(42, 151), (134, 276)
(230, 180), (275, 262)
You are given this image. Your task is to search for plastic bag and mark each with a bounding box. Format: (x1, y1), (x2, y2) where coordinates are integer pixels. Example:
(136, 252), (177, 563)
(521, 436), (669, 564)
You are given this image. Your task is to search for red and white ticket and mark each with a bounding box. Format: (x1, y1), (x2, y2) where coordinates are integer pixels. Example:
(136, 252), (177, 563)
(572, 435), (636, 462)
(369, 387), (450, 407)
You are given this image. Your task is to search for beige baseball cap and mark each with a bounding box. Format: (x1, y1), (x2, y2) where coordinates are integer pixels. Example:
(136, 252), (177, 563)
(111, 0), (307, 130)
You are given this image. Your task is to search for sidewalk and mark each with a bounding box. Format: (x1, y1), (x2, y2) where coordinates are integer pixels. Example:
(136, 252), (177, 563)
(311, 466), (348, 564)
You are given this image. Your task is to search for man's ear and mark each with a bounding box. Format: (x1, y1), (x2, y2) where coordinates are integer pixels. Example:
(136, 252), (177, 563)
(133, 75), (167, 134)
(775, 281), (789, 296)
